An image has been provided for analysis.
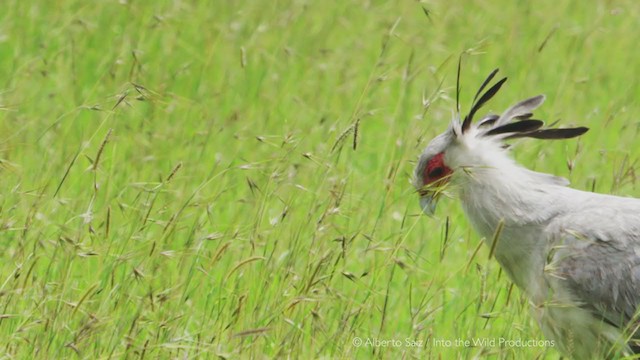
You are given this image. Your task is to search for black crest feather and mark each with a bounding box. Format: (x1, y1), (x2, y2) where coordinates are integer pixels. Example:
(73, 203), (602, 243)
(462, 72), (507, 133)
(505, 127), (589, 140)
(514, 112), (534, 120)
(485, 119), (544, 136)
(457, 68), (588, 143)
(472, 68), (499, 103)
(478, 114), (499, 127)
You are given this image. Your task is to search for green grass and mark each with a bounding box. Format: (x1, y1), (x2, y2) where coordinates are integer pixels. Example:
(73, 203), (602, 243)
(0, 0), (639, 358)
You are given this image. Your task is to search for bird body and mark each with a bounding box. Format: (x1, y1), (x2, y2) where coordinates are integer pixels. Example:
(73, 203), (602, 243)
(414, 69), (640, 358)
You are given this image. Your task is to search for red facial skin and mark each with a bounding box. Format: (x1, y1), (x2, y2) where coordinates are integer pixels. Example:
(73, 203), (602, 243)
(422, 152), (453, 186)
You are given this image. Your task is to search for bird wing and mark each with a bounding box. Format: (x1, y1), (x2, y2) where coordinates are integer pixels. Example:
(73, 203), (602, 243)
(546, 199), (640, 331)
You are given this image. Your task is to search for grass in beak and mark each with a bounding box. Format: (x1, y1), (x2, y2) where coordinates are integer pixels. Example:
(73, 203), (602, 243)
(416, 173), (454, 199)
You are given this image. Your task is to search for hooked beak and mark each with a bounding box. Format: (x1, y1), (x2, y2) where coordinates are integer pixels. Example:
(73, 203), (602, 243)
(419, 192), (438, 215)
(415, 171), (452, 216)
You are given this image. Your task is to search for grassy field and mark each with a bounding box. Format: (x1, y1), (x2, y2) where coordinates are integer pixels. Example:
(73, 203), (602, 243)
(1, 0), (639, 358)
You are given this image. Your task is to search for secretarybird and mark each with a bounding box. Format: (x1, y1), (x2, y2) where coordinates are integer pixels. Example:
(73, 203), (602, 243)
(413, 68), (640, 358)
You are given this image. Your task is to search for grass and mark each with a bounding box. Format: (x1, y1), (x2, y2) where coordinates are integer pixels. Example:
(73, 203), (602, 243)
(0, 0), (639, 358)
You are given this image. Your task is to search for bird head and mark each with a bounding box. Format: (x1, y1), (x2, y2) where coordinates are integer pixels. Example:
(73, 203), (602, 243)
(413, 129), (456, 215)
(414, 68), (589, 215)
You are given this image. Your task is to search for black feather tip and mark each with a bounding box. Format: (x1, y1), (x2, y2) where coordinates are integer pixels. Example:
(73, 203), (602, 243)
(477, 114), (499, 127)
(462, 71), (507, 133)
(505, 127), (589, 140)
(485, 119), (544, 136)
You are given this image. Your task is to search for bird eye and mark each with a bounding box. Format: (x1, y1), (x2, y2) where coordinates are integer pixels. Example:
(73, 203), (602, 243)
(422, 152), (452, 185)
(428, 167), (444, 179)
